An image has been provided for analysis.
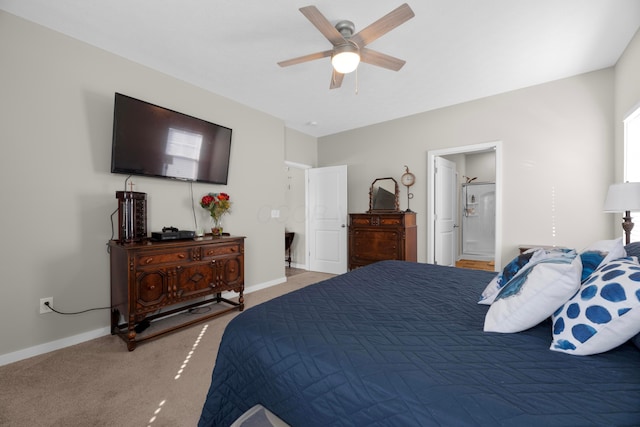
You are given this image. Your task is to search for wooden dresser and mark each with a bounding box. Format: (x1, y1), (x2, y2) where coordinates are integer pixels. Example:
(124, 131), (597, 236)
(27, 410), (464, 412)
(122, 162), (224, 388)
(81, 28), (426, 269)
(109, 235), (244, 350)
(348, 212), (417, 270)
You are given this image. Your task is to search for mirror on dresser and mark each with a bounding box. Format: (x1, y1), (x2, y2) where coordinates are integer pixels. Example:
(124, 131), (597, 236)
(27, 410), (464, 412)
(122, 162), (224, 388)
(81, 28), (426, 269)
(368, 177), (400, 212)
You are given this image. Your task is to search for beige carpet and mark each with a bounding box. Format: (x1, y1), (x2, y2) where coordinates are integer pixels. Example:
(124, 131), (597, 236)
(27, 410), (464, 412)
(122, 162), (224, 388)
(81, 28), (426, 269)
(0, 271), (334, 427)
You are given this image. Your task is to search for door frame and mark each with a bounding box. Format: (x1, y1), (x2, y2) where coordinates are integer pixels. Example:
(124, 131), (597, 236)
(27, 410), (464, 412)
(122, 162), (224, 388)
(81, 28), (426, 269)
(426, 141), (503, 270)
(284, 160), (312, 270)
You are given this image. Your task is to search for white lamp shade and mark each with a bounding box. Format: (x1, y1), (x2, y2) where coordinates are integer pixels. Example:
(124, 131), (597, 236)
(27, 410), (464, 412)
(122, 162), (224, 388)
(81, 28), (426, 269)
(331, 44), (360, 74)
(604, 182), (640, 212)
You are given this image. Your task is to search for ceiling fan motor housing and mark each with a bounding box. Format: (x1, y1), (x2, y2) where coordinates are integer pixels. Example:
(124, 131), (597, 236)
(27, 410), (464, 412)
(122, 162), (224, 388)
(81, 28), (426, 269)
(335, 20), (355, 39)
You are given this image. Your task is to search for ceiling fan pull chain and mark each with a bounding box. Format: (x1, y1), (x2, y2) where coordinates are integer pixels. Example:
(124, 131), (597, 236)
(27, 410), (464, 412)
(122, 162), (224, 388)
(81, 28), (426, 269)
(355, 67), (359, 95)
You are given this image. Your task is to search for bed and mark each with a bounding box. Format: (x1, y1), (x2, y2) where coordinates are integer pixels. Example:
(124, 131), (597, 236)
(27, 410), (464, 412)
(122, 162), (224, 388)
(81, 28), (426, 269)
(199, 260), (640, 426)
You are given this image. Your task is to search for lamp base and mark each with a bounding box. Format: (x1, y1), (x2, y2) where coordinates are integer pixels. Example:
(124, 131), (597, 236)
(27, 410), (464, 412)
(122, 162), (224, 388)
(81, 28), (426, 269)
(622, 210), (634, 245)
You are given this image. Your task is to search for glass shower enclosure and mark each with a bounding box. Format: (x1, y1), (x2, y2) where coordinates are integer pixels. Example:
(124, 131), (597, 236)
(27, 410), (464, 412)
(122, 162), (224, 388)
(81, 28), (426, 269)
(461, 182), (496, 259)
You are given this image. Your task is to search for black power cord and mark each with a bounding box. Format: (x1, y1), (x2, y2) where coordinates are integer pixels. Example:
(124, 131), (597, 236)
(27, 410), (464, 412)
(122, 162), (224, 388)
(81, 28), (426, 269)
(189, 181), (200, 232)
(107, 175), (133, 253)
(44, 301), (112, 315)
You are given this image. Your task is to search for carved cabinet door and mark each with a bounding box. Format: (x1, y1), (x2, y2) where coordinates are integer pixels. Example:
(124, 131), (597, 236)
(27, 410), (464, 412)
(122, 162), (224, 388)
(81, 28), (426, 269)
(175, 262), (217, 299)
(213, 256), (244, 291)
(135, 269), (170, 311)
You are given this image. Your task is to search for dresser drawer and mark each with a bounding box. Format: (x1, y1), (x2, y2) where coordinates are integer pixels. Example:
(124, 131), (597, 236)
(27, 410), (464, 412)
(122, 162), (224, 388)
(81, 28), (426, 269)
(351, 230), (400, 260)
(136, 249), (190, 266)
(201, 243), (241, 259)
(350, 214), (407, 227)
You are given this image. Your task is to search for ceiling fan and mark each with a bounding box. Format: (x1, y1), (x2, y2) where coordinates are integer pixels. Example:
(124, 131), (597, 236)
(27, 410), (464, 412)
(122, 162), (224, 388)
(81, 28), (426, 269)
(278, 3), (415, 89)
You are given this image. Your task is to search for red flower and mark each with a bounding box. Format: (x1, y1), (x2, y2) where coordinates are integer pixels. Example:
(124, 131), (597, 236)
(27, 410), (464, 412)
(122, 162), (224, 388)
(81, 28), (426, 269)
(201, 195), (214, 206)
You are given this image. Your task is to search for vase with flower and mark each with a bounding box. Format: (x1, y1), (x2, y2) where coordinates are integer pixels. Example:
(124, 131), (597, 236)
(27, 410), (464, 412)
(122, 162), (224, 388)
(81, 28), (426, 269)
(200, 192), (231, 236)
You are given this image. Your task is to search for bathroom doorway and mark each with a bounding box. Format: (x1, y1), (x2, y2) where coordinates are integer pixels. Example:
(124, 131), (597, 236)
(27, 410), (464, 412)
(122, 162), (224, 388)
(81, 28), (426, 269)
(427, 141), (502, 271)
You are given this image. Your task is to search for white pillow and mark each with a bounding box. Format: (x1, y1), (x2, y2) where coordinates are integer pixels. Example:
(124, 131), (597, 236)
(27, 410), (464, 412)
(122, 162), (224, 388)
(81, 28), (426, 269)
(550, 256), (640, 355)
(484, 249), (581, 333)
(478, 249), (548, 305)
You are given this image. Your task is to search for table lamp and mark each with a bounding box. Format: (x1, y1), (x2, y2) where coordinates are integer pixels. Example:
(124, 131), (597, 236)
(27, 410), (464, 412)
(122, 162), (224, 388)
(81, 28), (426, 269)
(604, 182), (640, 245)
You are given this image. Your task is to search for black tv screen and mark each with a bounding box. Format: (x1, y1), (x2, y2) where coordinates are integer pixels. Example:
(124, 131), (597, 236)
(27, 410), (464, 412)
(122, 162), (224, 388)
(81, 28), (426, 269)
(111, 93), (232, 185)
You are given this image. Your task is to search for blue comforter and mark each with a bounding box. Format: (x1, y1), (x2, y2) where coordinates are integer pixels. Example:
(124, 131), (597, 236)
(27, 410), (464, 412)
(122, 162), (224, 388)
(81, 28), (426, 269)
(199, 261), (640, 426)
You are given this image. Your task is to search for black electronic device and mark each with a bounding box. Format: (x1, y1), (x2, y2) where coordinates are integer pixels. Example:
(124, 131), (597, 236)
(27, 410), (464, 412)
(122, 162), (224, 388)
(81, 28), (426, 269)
(111, 93), (232, 185)
(151, 228), (196, 241)
(116, 191), (147, 243)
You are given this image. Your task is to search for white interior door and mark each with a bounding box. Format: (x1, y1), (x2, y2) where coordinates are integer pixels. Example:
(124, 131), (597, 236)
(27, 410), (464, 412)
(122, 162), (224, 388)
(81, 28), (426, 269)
(434, 157), (457, 266)
(307, 165), (348, 274)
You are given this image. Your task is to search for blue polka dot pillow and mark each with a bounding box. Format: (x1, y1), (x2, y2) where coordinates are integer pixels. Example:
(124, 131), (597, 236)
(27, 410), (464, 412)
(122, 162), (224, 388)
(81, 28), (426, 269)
(550, 256), (640, 355)
(484, 248), (582, 333)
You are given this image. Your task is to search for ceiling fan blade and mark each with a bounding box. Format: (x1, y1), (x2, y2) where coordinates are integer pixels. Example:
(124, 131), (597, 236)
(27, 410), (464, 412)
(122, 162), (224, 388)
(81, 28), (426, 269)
(330, 70), (344, 89)
(350, 3), (415, 47)
(278, 50), (333, 67)
(299, 5), (346, 47)
(360, 48), (406, 71)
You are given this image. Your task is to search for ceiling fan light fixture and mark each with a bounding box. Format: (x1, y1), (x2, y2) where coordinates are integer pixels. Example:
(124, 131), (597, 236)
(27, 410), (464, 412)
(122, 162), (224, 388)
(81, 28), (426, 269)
(331, 43), (360, 74)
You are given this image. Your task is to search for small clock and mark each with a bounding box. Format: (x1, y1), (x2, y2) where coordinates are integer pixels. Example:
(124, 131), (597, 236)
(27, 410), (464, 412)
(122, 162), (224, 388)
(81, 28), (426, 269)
(401, 166), (415, 212)
(401, 167), (415, 187)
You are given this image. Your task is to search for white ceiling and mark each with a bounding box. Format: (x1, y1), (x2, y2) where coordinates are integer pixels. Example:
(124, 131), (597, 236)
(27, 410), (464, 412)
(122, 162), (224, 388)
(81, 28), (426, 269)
(2, 1), (640, 137)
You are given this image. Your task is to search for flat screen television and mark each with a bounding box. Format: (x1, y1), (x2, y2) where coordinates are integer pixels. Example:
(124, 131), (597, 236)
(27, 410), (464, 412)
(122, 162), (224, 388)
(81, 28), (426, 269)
(111, 93), (232, 185)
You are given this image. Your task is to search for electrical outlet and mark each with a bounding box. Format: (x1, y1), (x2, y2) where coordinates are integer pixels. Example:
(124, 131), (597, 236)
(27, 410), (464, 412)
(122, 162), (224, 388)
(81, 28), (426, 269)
(40, 297), (53, 314)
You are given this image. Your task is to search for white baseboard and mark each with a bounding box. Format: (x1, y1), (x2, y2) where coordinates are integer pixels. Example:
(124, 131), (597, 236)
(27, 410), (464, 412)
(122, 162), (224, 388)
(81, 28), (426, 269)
(0, 327), (112, 367)
(0, 277), (288, 367)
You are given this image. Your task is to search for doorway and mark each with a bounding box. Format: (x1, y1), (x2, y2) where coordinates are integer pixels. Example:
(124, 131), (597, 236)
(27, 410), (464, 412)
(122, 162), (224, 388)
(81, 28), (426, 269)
(426, 141), (503, 270)
(284, 162), (348, 275)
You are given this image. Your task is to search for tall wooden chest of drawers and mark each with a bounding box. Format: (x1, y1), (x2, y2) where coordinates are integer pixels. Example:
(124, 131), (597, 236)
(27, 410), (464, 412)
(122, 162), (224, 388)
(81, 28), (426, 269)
(348, 212), (417, 270)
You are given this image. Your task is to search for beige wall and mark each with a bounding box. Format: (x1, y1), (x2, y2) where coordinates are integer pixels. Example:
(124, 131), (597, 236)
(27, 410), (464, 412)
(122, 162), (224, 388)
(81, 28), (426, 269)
(319, 69), (617, 267)
(0, 12), (292, 361)
(465, 152), (496, 182)
(285, 128), (317, 167)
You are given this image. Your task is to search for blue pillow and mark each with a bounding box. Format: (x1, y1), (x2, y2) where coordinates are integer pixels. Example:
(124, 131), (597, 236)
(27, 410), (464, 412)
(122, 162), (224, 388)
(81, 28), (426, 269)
(550, 256), (640, 355)
(632, 333), (640, 351)
(625, 242), (640, 258)
(579, 251), (606, 282)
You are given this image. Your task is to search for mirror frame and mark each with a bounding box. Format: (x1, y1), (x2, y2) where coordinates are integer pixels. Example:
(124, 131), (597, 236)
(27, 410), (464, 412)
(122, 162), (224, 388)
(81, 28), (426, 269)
(368, 177), (400, 213)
